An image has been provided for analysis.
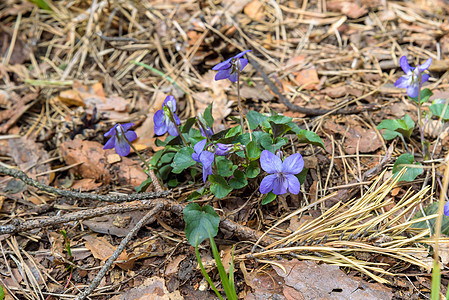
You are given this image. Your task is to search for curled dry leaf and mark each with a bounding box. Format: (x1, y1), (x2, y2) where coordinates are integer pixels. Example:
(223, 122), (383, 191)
(194, 70), (233, 124)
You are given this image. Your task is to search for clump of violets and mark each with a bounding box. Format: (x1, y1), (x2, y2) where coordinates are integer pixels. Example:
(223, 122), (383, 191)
(154, 95), (181, 136)
(395, 56), (432, 98)
(192, 139), (214, 182)
(259, 150), (304, 195)
(103, 123), (137, 156)
(212, 50), (251, 82)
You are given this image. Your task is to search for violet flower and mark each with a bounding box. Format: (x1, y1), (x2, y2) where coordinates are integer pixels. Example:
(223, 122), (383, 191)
(153, 95), (181, 136)
(445, 202), (449, 217)
(259, 150), (304, 195)
(103, 123), (137, 156)
(214, 143), (233, 156)
(395, 56), (432, 98)
(212, 50), (251, 82)
(192, 139), (214, 182)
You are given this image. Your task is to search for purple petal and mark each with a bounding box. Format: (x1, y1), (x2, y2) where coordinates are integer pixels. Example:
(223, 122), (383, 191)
(104, 124), (118, 137)
(103, 136), (116, 149)
(167, 120), (179, 136)
(259, 174), (277, 194)
(115, 139), (131, 156)
(407, 84), (419, 98)
(272, 176), (288, 195)
(199, 151), (215, 168)
(419, 58), (432, 71)
(194, 139), (207, 155)
(203, 164), (213, 182)
(394, 76), (411, 89)
(120, 123), (134, 131)
(125, 130), (137, 142)
(260, 150), (282, 174)
(154, 110), (165, 125)
(212, 58), (232, 71)
(233, 50), (251, 60)
(445, 202), (449, 217)
(228, 72), (238, 82)
(239, 58), (248, 71)
(154, 116), (168, 136)
(215, 68), (232, 81)
(215, 143), (232, 156)
(399, 56), (411, 74)
(173, 113), (181, 125)
(282, 153), (304, 175)
(421, 73), (430, 84)
(285, 174), (300, 195)
(163, 95), (177, 112)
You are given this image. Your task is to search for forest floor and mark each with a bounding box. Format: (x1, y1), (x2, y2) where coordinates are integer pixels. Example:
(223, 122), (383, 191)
(1, 0), (449, 299)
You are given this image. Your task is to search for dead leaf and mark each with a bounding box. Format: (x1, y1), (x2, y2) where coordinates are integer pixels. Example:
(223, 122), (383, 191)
(71, 178), (102, 191)
(83, 234), (131, 270)
(165, 255), (187, 276)
(60, 138), (147, 187)
(240, 85), (273, 102)
(272, 260), (392, 300)
(244, 0), (265, 20)
(327, 1), (368, 19)
(194, 70), (233, 124)
(221, 0), (253, 16)
(0, 24), (30, 65)
(324, 122), (383, 154)
(0, 92), (38, 133)
(83, 211), (147, 237)
(110, 276), (183, 300)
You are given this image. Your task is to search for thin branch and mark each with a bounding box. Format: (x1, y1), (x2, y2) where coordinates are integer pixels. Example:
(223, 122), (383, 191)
(0, 166), (169, 203)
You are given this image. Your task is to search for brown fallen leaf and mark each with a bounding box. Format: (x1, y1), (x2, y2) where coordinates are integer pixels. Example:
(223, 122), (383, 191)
(83, 234), (131, 270)
(83, 211), (147, 237)
(110, 276), (183, 300)
(327, 1), (368, 19)
(324, 121), (383, 154)
(244, 0), (265, 21)
(60, 138), (147, 187)
(272, 260), (392, 300)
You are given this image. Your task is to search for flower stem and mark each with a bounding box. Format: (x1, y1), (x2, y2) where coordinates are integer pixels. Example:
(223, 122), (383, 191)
(124, 136), (151, 172)
(236, 68), (245, 133)
(168, 108), (189, 146)
(417, 73), (429, 159)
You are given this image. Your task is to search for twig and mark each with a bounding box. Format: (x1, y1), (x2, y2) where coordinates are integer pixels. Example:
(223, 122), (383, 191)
(0, 166), (169, 203)
(0, 201), (156, 234)
(74, 202), (164, 300)
(248, 57), (380, 116)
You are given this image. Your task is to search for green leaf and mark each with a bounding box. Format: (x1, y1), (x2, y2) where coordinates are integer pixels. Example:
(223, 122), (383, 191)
(183, 203), (220, 247)
(377, 115), (415, 140)
(297, 129), (325, 148)
(0, 283), (4, 300)
(247, 110), (268, 130)
(269, 121), (292, 139)
(225, 125), (242, 138)
(409, 88), (433, 104)
(297, 168), (308, 185)
(135, 177), (152, 193)
(261, 192), (276, 205)
(262, 114), (293, 128)
(215, 156), (237, 177)
(411, 202), (449, 235)
(28, 0), (52, 11)
(246, 160), (260, 178)
(204, 103), (214, 128)
(229, 170), (248, 189)
(260, 135), (287, 153)
(429, 99), (449, 121)
(187, 187), (208, 201)
(381, 129), (401, 140)
(182, 117), (197, 133)
(171, 147), (195, 174)
(168, 178), (178, 187)
(247, 141), (261, 161)
(392, 153), (423, 182)
(209, 175), (233, 199)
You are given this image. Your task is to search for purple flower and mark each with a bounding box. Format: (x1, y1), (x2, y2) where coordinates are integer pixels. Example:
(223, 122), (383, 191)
(214, 143), (233, 156)
(103, 123), (137, 156)
(445, 202), (449, 217)
(212, 50), (251, 82)
(200, 125), (214, 138)
(153, 95), (181, 136)
(192, 139), (214, 182)
(395, 56), (432, 98)
(259, 150), (304, 195)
